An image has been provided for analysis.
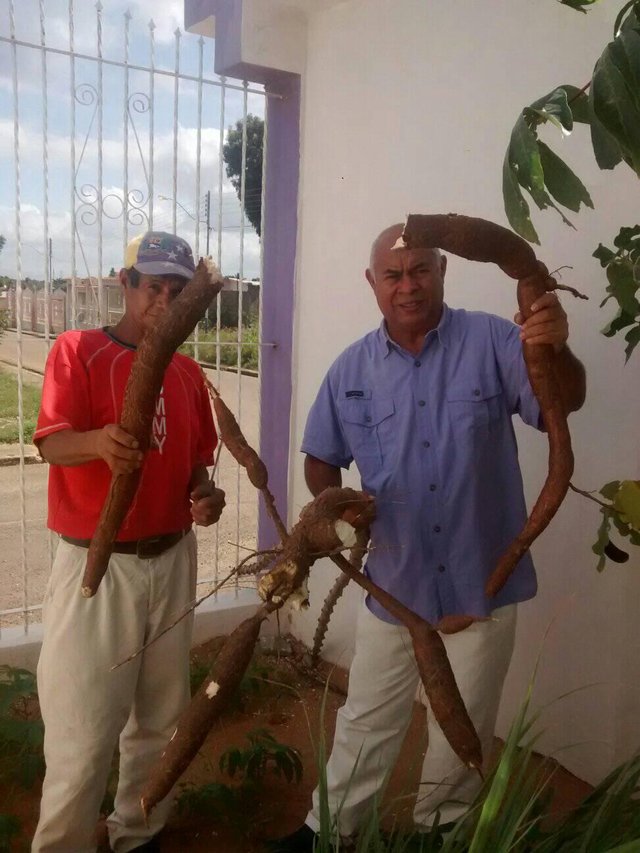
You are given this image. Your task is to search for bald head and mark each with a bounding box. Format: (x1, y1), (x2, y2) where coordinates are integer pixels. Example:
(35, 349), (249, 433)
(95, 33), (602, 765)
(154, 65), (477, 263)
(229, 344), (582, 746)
(365, 223), (447, 351)
(369, 224), (405, 270)
(368, 223), (441, 282)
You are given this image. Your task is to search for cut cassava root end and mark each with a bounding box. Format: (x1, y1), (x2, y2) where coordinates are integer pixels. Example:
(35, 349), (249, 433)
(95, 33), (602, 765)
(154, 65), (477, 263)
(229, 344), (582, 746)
(81, 258), (225, 598)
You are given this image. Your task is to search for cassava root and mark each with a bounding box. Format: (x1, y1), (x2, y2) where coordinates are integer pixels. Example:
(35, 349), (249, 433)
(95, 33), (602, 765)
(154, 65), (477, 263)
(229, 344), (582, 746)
(81, 258), (225, 598)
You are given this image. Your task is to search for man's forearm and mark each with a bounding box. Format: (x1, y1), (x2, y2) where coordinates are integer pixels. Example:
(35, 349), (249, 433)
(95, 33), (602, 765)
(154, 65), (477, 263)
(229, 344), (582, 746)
(552, 345), (586, 414)
(304, 455), (342, 497)
(189, 462), (210, 491)
(37, 429), (102, 466)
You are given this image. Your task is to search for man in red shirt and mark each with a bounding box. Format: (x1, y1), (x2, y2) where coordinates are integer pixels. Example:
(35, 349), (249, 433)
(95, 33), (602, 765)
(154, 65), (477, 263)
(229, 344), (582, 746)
(32, 232), (226, 853)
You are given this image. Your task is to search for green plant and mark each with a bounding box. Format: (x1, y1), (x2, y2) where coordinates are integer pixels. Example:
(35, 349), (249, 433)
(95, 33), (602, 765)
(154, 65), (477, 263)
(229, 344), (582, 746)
(594, 225), (640, 361)
(179, 324), (260, 372)
(0, 814), (21, 852)
(175, 780), (238, 821)
(219, 727), (302, 785)
(0, 309), (9, 337)
(501, 0), (640, 564)
(311, 675), (640, 852)
(0, 368), (42, 443)
(0, 665), (44, 791)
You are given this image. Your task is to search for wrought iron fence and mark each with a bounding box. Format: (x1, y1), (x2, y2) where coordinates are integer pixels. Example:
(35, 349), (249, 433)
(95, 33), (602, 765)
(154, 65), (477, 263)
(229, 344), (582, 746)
(0, 0), (269, 635)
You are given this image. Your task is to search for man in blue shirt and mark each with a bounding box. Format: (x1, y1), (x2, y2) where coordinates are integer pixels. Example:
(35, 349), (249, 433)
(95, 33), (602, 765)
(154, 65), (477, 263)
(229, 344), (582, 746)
(269, 223), (585, 852)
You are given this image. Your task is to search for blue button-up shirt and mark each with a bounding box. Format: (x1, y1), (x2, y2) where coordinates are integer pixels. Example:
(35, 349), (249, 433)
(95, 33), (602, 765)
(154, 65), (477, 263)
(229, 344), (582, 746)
(301, 305), (542, 625)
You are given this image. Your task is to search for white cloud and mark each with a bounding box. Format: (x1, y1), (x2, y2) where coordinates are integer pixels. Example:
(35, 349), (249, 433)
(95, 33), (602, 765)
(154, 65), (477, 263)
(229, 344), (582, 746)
(0, 1), (264, 281)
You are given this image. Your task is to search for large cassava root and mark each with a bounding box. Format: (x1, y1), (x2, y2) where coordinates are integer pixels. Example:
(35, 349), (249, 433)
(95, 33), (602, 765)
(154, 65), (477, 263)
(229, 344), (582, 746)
(140, 486), (378, 817)
(81, 258), (225, 598)
(399, 213), (579, 598)
(139, 399), (484, 817)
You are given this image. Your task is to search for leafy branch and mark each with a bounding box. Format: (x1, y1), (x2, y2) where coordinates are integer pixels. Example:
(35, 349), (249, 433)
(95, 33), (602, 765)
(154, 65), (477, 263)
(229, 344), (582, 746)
(570, 481), (640, 570)
(594, 225), (640, 360)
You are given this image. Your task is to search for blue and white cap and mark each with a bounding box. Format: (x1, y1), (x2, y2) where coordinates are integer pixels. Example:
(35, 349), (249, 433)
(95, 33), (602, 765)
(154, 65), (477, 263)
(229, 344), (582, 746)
(124, 231), (196, 280)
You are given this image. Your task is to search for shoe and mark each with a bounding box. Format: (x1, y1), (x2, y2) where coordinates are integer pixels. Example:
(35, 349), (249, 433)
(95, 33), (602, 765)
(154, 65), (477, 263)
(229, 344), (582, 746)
(128, 837), (161, 852)
(264, 824), (319, 852)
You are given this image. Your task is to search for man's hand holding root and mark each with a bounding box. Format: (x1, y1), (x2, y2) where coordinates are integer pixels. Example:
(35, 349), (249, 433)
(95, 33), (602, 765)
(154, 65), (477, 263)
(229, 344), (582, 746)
(95, 424), (144, 474)
(190, 483), (226, 526)
(515, 291), (569, 353)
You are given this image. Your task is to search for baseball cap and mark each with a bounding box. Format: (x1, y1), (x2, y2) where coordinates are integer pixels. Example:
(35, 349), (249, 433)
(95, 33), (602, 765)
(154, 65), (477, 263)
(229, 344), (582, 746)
(124, 231), (196, 280)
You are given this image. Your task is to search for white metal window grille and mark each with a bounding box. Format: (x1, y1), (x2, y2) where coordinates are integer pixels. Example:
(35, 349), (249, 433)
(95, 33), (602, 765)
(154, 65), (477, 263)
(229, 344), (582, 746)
(0, 0), (269, 636)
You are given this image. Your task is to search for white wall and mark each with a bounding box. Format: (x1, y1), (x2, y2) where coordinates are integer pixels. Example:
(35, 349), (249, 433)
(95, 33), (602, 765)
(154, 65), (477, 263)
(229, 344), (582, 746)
(287, 0), (640, 784)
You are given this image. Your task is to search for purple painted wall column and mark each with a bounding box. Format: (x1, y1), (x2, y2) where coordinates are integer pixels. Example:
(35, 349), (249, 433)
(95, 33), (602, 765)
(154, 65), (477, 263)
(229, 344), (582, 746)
(257, 73), (300, 549)
(184, 0), (301, 549)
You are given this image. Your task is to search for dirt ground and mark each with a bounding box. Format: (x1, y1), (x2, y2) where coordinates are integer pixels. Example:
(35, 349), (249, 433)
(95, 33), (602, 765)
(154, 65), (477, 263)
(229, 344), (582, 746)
(1, 634), (593, 853)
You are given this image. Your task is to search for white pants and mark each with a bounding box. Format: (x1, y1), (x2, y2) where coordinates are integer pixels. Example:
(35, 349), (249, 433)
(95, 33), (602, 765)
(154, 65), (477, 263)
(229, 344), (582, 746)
(32, 533), (197, 853)
(307, 602), (517, 836)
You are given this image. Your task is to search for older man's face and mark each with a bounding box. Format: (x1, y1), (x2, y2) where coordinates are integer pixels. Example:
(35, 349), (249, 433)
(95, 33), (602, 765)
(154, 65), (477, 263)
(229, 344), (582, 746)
(366, 242), (447, 342)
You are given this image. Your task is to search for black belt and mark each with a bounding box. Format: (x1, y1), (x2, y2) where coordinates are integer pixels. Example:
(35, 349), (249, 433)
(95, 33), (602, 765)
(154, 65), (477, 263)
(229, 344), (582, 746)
(60, 528), (191, 559)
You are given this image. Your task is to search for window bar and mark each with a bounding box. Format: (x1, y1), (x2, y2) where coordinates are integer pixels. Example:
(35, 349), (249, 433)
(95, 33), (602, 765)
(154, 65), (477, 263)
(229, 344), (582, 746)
(148, 19), (155, 230)
(40, 0), (51, 348)
(234, 81), (249, 588)
(215, 80), (226, 381)
(171, 27), (181, 235)
(10, 0), (29, 634)
(193, 35), (204, 363)
(213, 78), (226, 592)
(96, 1), (104, 324)
(123, 10), (131, 258)
(69, 0), (78, 329)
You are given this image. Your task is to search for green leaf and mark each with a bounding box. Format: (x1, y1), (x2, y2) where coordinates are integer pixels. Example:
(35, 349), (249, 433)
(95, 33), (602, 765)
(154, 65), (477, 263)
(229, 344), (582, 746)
(624, 323), (640, 360)
(605, 261), (640, 315)
(613, 224), (640, 250)
(537, 141), (594, 212)
(502, 154), (539, 243)
(612, 480), (640, 529)
(591, 46), (640, 175)
(593, 243), (617, 267)
(592, 509), (612, 572)
(509, 117), (550, 208)
(558, 0), (600, 11)
(590, 105), (625, 169)
(560, 84), (591, 124)
(601, 308), (637, 337)
(528, 88), (574, 133)
(600, 480), (621, 500)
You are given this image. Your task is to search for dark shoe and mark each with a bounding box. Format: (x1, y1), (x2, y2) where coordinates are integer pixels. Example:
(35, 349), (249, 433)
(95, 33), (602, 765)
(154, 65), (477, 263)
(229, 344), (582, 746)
(129, 836), (161, 852)
(264, 824), (319, 852)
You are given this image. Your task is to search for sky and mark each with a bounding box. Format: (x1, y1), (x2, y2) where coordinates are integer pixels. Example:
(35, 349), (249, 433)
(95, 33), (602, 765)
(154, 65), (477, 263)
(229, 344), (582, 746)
(0, 0), (265, 281)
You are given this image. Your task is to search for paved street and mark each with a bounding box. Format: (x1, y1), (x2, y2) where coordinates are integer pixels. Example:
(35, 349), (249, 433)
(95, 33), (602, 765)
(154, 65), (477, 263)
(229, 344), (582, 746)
(0, 330), (261, 627)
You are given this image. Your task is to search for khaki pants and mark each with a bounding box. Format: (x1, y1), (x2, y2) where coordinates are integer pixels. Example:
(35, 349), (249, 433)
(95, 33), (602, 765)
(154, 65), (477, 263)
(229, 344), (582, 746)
(32, 533), (197, 853)
(307, 601), (517, 836)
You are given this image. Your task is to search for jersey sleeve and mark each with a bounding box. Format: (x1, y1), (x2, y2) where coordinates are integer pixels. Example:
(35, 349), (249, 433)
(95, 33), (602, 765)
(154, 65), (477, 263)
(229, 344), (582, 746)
(33, 335), (91, 445)
(301, 364), (353, 469)
(490, 315), (543, 430)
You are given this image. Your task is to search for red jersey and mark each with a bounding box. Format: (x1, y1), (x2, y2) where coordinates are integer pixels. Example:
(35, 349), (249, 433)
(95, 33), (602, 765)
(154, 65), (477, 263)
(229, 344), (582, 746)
(34, 328), (216, 540)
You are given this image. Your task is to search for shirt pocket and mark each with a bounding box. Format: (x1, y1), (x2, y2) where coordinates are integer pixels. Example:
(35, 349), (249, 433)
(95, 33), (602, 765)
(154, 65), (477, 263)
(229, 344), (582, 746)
(446, 377), (503, 437)
(338, 396), (396, 483)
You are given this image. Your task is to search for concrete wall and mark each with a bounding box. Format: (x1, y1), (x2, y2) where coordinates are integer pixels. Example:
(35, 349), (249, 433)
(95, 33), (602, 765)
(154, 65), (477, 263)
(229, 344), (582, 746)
(285, 0), (640, 784)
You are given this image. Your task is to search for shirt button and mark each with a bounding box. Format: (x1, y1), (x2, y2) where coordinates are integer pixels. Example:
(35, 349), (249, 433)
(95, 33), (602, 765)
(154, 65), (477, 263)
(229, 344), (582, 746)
(429, 483), (437, 491)
(423, 440), (430, 448)
(438, 564), (446, 573)
(414, 360), (421, 367)
(418, 400), (426, 407)
(365, 415), (372, 423)
(433, 524), (441, 533)
(473, 388), (481, 397)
